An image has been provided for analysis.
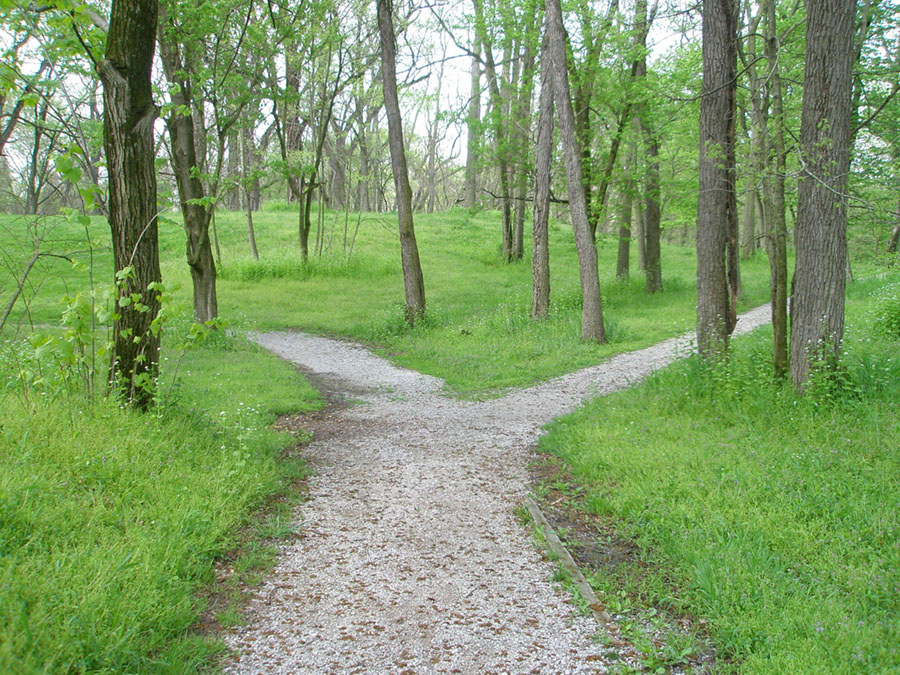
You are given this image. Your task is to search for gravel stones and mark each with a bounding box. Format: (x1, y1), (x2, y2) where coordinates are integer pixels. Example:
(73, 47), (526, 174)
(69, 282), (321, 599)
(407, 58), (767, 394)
(224, 306), (772, 674)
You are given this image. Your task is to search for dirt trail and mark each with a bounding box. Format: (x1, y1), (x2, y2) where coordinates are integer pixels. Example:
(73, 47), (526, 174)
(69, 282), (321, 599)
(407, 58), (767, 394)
(224, 305), (771, 674)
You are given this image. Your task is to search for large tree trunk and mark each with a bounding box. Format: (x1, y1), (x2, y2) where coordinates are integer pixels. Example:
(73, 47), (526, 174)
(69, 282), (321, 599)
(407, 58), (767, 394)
(377, 0), (425, 324)
(157, 19), (217, 324)
(790, 0), (855, 387)
(531, 28), (553, 320)
(99, 0), (161, 409)
(544, 0), (605, 343)
(696, 0), (738, 357)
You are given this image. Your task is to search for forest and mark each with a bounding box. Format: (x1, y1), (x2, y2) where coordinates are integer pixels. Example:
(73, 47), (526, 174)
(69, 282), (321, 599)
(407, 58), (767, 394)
(1, 0), (899, 671)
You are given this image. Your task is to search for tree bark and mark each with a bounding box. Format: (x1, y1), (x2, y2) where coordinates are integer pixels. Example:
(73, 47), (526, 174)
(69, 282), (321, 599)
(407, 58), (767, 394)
(474, 0), (514, 261)
(696, 0), (738, 358)
(790, 0), (855, 387)
(512, 2), (539, 261)
(157, 20), (217, 324)
(377, 0), (425, 324)
(464, 35), (482, 208)
(740, 163), (757, 257)
(764, 0), (789, 378)
(641, 119), (662, 293)
(99, 0), (162, 409)
(545, 0), (605, 343)
(888, 223), (900, 254)
(616, 159), (634, 280)
(531, 27), (553, 321)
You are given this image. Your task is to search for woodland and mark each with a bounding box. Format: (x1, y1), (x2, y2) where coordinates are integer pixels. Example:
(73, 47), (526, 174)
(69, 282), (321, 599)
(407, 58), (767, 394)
(1, 0), (899, 671)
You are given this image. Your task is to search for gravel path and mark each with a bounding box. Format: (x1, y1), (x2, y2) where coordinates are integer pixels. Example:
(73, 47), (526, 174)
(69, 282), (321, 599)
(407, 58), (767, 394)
(224, 305), (772, 674)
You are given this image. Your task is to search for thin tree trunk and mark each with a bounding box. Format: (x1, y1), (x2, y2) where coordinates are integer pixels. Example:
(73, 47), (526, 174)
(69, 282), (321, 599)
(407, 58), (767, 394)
(99, 0), (161, 409)
(378, 0), (425, 323)
(158, 14), (217, 324)
(617, 145), (635, 280)
(616, 194), (633, 281)
(790, 0), (855, 387)
(474, 0), (514, 261)
(465, 35), (482, 208)
(696, 0), (738, 357)
(246, 190), (259, 260)
(545, 0), (605, 343)
(764, 0), (788, 377)
(531, 28), (553, 320)
(740, 169), (756, 257)
(634, 123), (646, 270)
(512, 2), (539, 260)
(642, 119), (662, 293)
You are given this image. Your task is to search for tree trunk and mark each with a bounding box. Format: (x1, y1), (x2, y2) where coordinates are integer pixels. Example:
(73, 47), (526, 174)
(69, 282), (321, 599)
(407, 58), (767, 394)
(474, 0), (514, 261)
(99, 0), (161, 409)
(642, 119), (662, 293)
(617, 145), (635, 280)
(531, 28), (553, 320)
(544, 0), (605, 343)
(616, 192), (633, 281)
(888, 223), (900, 254)
(24, 100), (49, 215)
(790, 0), (855, 387)
(377, 0), (425, 323)
(696, 0), (738, 358)
(512, 3), (538, 261)
(157, 18), (217, 324)
(740, 169), (756, 257)
(764, 0), (789, 377)
(465, 35), (482, 208)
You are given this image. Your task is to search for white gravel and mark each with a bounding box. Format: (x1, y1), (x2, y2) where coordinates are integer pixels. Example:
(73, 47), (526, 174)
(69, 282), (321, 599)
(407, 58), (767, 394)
(223, 305), (772, 674)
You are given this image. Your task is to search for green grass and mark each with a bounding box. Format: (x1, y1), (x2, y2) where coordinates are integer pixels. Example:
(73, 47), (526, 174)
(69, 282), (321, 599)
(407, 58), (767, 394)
(3, 206), (773, 394)
(539, 270), (900, 674)
(0, 201), (808, 671)
(0, 330), (322, 672)
(207, 207), (772, 395)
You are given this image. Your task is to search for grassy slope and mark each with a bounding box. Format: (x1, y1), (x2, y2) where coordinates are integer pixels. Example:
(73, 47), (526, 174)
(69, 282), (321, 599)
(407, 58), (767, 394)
(540, 272), (900, 673)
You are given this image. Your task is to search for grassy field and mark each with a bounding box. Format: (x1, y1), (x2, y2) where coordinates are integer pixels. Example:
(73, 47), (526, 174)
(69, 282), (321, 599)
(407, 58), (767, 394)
(2, 203), (896, 672)
(540, 272), (900, 673)
(2, 205), (772, 393)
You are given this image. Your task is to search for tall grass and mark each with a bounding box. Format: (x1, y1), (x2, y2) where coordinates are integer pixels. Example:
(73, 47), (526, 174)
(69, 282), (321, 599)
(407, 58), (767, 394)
(540, 271), (900, 673)
(0, 331), (322, 671)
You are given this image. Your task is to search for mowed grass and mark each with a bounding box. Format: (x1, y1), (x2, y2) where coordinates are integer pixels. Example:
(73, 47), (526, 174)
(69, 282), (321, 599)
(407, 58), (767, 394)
(2, 206), (773, 394)
(190, 205), (773, 395)
(539, 271), (900, 673)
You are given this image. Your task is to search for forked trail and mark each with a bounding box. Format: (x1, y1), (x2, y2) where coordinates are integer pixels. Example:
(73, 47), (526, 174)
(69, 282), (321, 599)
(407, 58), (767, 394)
(224, 305), (771, 674)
